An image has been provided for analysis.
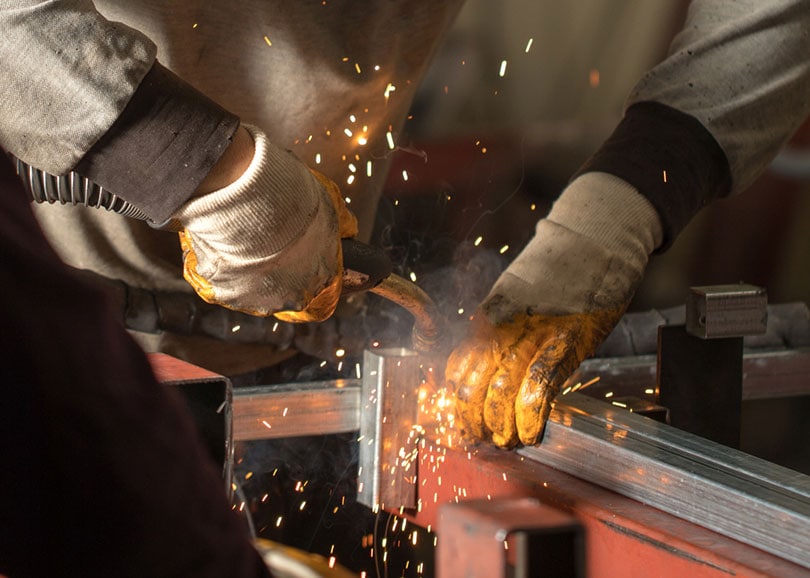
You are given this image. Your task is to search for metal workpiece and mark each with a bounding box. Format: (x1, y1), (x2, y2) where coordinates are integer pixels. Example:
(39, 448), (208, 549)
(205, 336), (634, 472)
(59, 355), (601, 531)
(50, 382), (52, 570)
(227, 363), (810, 569)
(521, 392), (810, 569)
(658, 284), (769, 447)
(357, 348), (421, 510)
(685, 284), (768, 339)
(437, 498), (585, 578)
(149, 353), (235, 498)
(658, 325), (744, 447)
(232, 379), (360, 440)
(229, 346), (810, 441)
(221, 342), (810, 570)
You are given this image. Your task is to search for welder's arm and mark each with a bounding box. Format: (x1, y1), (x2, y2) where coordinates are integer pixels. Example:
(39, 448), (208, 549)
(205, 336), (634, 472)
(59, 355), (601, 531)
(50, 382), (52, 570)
(0, 1), (357, 322)
(596, 0), (810, 248)
(447, 0), (810, 448)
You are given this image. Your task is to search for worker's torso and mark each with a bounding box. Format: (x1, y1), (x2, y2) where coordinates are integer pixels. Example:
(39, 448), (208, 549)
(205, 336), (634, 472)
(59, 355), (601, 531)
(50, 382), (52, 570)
(31, 0), (462, 374)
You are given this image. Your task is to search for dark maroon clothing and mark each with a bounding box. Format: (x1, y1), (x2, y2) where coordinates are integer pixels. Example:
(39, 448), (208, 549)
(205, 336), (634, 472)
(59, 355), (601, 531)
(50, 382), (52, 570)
(0, 152), (270, 577)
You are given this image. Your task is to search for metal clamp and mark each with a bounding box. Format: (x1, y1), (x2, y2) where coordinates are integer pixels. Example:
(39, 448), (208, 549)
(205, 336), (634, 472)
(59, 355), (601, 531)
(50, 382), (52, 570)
(658, 284), (767, 448)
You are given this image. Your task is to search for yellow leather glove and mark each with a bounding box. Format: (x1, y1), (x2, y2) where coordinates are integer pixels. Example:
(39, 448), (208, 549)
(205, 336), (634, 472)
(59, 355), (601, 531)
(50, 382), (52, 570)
(173, 124), (357, 322)
(446, 172), (663, 448)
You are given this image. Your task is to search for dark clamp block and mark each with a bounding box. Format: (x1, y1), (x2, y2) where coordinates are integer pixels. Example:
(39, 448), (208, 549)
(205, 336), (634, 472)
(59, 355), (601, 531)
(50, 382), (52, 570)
(658, 284), (767, 448)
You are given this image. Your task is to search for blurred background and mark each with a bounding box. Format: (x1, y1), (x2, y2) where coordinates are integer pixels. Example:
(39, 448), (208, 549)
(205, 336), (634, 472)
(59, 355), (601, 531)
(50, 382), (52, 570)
(381, 0), (810, 312)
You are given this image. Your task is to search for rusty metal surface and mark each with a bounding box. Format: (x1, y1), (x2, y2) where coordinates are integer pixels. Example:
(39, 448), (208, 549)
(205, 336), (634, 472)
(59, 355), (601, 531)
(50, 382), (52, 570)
(411, 441), (806, 578)
(232, 379), (360, 441)
(436, 498), (584, 578)
(149, 352), (226, 383)
(148, 353), (234, 497)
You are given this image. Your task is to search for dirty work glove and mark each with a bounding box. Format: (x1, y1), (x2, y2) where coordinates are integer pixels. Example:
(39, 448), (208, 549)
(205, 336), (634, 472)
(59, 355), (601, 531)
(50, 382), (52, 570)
(172, 124), (358, 322)
(446, 172), (663, 448)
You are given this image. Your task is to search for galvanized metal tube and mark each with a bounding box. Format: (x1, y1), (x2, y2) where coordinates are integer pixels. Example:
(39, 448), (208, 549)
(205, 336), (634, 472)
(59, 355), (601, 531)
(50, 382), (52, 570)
(357, 348), (421, 510)
(521, 392), (810, 569)
(230, 355), (810, 567)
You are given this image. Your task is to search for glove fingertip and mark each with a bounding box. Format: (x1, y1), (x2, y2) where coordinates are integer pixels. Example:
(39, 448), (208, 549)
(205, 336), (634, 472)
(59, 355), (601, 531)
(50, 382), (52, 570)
(516, 394), (554, 446)
(492, 431), (519, 449)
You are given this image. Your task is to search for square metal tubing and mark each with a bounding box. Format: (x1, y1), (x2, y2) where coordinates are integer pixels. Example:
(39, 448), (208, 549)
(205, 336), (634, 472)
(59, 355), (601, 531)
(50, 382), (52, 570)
(437, 498), (585, 578)
(357, 348), (421, 510)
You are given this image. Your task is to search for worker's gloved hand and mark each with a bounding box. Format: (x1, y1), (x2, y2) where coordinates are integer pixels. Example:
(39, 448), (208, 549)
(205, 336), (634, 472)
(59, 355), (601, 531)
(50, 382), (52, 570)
(172, 124), (358, 322)
(446, 172), (663, 448)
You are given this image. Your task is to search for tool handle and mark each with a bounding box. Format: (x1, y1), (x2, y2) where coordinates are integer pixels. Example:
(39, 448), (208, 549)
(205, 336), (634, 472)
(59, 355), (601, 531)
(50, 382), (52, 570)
(341, 238), (393, 294)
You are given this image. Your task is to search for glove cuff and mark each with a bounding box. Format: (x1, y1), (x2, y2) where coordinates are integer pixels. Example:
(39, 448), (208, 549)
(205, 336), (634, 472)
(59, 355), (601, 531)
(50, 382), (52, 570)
(170, 124), (341, 315)
(549, 172), (662, 260)
(172, 124), (323, 258)
(483, 172), (663, 321)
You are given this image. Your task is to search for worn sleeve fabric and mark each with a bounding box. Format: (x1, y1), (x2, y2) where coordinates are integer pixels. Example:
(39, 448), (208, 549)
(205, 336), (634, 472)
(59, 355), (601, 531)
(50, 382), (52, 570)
(75, 62), (240, 223)
(579, 0), (810, 247)
(0, 0), (156, 172)
(0, 1), (240, 222)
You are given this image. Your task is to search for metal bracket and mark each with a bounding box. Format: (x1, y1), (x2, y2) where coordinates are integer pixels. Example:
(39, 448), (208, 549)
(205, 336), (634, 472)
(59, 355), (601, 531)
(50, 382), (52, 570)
(437, 498), (585, 578)
(685, 284), (767, 339)
(357, 348), (421, 510)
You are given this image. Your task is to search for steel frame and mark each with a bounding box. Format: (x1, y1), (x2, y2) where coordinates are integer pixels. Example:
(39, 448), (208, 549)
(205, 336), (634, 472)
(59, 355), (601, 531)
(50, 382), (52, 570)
(152, 352), (810, 576)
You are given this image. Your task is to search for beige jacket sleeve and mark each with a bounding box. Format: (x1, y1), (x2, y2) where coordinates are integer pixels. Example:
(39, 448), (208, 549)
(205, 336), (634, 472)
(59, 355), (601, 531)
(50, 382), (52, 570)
(0, 0), (156, 173)
(629, 0), (810, 195)
(578, 0), (810, 246)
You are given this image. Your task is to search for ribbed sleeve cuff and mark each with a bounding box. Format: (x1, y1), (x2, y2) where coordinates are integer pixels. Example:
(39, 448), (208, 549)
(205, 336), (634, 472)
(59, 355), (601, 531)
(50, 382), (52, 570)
(74, 62), (240, 223)
(574, 101), (732, 250)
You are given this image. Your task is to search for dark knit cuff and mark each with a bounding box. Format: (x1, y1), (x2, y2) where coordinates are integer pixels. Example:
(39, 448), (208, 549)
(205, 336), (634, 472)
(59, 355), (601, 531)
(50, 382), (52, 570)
(75, 62), (240, 223)
(574, 101), (731, 250)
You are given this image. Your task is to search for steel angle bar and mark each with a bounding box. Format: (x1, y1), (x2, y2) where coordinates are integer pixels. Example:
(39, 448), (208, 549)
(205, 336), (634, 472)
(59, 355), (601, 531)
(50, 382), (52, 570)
(357, 348), (421, 510)
(232, 379), (360, 440)
(521, 392), (810, 569)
